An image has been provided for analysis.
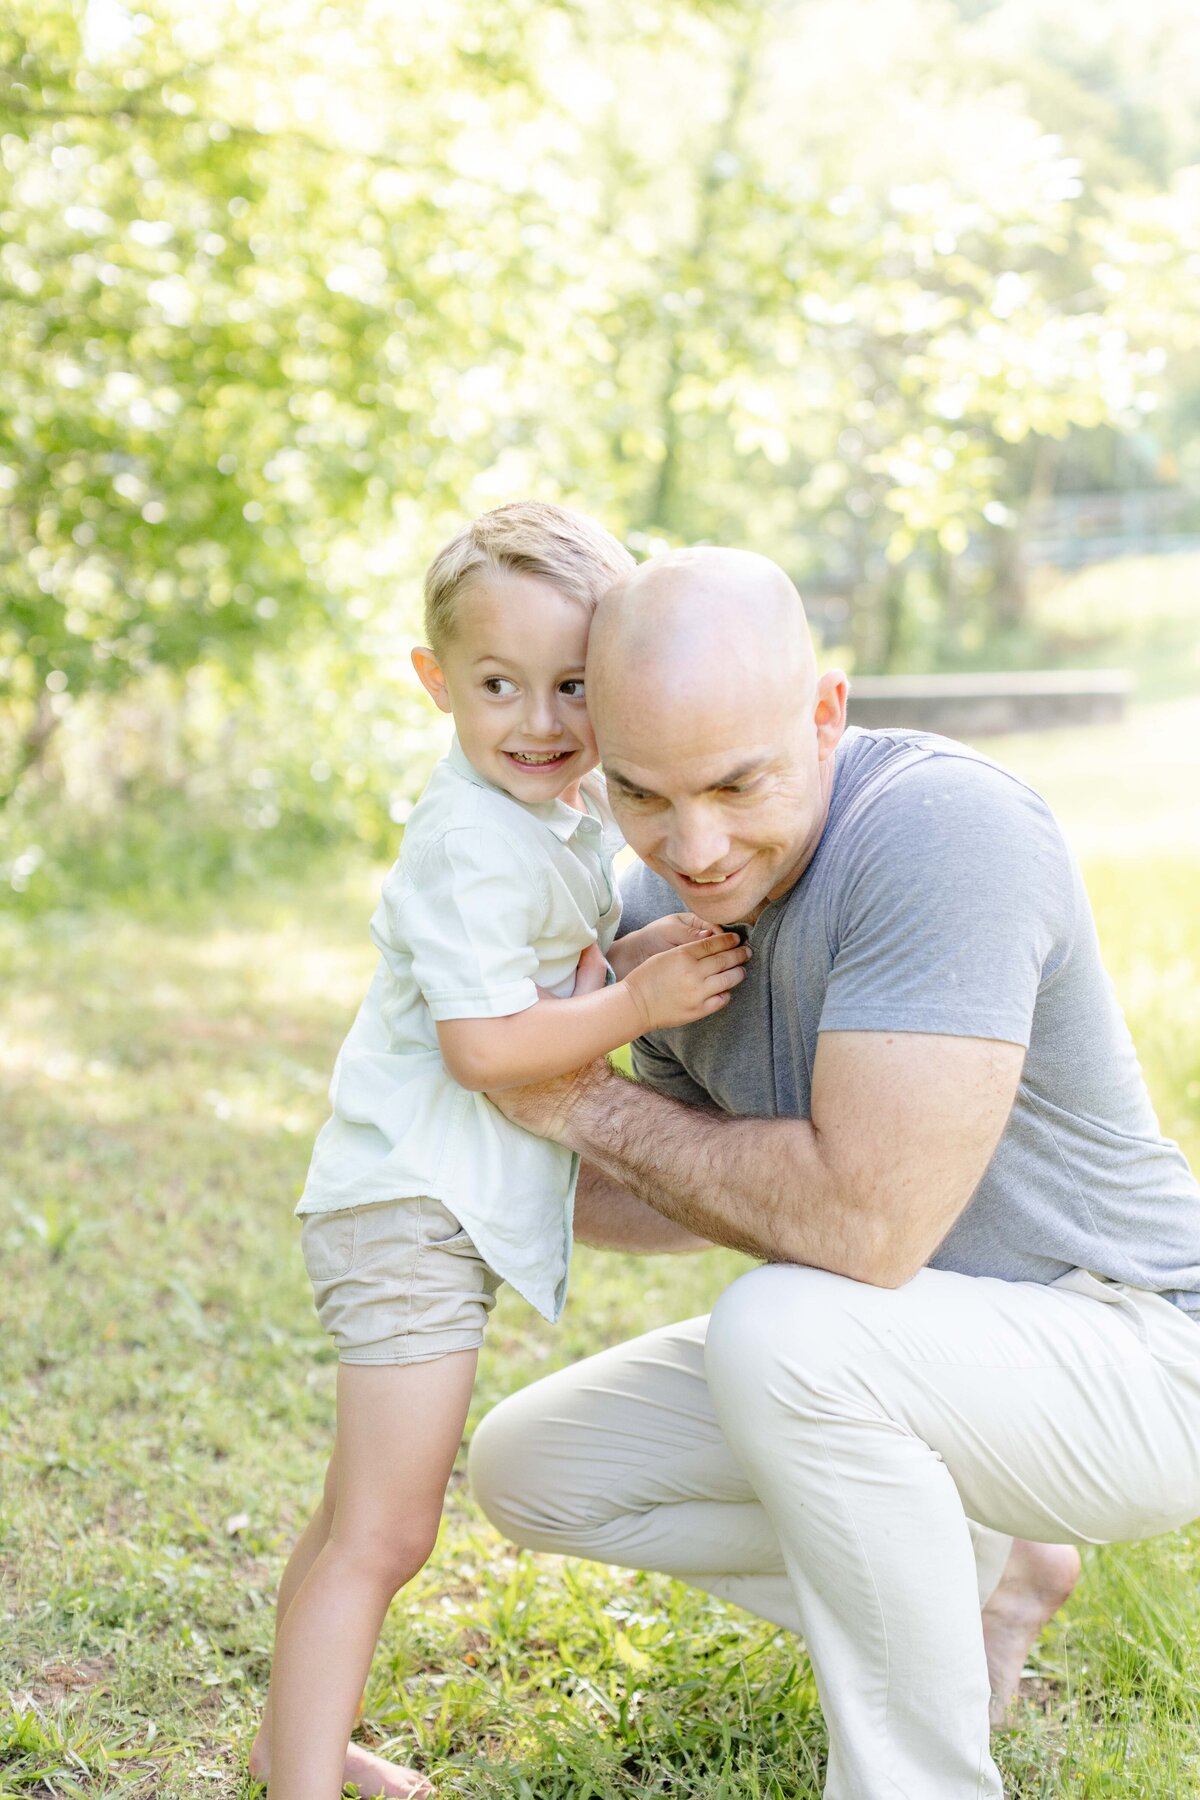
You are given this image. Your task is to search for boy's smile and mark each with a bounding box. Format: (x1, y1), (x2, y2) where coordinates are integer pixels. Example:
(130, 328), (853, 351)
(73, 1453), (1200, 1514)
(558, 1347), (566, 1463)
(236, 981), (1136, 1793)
(412, 572), (599, 808)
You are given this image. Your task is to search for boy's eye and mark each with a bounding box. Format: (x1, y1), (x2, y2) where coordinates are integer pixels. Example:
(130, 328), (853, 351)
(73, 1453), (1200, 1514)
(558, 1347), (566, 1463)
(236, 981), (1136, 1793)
(559, 679), (586, 698)
(483, 677), (516, 696)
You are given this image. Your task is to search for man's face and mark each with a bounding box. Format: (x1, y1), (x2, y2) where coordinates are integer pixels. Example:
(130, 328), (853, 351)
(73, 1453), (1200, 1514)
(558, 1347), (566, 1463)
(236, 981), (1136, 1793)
(599, 670), (847, 925)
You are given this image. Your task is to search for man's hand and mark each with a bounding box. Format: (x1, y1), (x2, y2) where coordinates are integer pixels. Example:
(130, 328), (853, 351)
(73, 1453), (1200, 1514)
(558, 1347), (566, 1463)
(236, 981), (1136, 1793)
(608, 912), (717, 980)
(487, 1053), (617, 1143)
(570, 942), (611, 995)
(534, 941), (611, 1005)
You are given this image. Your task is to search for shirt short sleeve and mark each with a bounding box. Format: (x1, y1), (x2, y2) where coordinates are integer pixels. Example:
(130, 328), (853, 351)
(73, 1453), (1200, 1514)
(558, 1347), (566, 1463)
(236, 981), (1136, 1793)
(394, 826), (548, 1021)
(818, 753), (1076, 1049)
(631, 1033), (716, 1109)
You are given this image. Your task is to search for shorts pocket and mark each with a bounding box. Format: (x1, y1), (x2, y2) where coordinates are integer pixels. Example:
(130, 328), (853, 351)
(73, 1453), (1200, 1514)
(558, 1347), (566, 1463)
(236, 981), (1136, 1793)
(418, 1195), (472, 1250)
(300, 1209), (359, 1283)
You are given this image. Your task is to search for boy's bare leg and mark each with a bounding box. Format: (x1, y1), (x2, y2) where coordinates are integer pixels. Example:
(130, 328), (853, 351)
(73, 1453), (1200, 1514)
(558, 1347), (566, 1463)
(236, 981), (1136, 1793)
(252, 1454), (338, 1764)
(261, 1353), (477, 1800)
(250, 1456), (432, 1796)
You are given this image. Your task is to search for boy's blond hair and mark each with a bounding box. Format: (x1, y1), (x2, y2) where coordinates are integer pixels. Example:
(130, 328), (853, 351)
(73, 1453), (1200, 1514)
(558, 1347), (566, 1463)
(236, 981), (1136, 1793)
(423, 502), (636, 657)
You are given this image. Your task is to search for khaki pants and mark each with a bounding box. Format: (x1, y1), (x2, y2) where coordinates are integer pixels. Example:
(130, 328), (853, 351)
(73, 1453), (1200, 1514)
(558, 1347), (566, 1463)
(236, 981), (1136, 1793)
(469, 1263), (1200, 1799)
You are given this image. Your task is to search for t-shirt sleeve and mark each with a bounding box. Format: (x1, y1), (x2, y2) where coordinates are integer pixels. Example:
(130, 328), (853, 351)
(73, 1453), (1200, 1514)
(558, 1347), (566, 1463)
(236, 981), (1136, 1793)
(395, 827), (547, 1021)
(818, 754), (1076, 1049)
(631, 1033), (716, 1109)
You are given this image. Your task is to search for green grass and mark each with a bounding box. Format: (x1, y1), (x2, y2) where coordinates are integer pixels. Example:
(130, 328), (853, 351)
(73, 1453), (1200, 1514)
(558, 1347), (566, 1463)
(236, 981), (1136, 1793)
(2, 700), (1199, 1799)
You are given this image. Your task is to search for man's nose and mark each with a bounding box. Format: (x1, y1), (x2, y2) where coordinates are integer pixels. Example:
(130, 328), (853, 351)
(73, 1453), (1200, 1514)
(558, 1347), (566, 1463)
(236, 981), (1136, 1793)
(664, 807), (731, 875)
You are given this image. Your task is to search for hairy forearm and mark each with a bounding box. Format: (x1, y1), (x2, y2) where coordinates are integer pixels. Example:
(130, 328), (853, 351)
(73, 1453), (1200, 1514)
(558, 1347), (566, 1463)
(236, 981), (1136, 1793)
(562, 1070), (893, 1282)
(573, 1159), (714, 1254)
(437, 987), (641, 1092)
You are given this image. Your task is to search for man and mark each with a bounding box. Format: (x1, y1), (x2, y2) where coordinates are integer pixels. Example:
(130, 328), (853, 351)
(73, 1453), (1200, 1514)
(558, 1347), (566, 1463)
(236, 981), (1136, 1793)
(468, 546), (1200, 1800)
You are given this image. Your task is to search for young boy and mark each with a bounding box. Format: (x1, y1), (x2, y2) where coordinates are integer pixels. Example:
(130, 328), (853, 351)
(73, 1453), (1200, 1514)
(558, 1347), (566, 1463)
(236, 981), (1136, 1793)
(251, 503), (750, 1800)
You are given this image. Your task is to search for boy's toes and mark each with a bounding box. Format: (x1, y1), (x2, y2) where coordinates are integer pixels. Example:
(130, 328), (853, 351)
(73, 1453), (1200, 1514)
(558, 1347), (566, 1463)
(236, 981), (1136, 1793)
(344, 1739), (434, 1798)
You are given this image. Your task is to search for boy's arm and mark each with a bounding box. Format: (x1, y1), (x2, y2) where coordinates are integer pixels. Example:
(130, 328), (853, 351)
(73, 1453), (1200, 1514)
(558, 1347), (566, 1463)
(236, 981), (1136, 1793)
(436, 931), (750, 1092)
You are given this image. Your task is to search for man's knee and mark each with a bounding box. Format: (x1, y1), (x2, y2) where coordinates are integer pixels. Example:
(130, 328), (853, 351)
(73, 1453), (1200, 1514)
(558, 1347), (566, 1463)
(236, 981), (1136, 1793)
(469, 1385), (607, 1554)
(468, 1392), (542, 1544)
(704, 1263), (890, 1438)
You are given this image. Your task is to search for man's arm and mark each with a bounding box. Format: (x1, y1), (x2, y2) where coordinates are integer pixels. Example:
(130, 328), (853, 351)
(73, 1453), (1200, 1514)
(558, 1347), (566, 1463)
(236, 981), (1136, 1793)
(494, 1029), (1024, 1287)
(573, 1159), (715, 1253)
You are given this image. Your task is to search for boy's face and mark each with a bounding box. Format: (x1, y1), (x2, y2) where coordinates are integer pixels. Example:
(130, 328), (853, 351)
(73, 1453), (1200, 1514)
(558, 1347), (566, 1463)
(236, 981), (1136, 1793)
(412, 572), (599, 806)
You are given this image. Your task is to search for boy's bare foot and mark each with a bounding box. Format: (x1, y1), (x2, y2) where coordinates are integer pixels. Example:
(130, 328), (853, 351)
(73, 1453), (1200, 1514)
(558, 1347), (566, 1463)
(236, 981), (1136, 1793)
(341, 1741), (435, 1799)
(248, 1728), (434, 1798)
(981, 1537), (1080, 1728)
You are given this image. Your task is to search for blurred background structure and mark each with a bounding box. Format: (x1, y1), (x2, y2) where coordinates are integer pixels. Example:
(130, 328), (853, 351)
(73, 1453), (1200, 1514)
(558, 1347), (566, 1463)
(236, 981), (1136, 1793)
(2, 0), (1199, 893)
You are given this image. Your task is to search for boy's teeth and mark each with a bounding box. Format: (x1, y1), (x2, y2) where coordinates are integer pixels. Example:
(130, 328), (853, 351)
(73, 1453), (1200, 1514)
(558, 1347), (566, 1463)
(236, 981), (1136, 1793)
(511, 751), (565, 763)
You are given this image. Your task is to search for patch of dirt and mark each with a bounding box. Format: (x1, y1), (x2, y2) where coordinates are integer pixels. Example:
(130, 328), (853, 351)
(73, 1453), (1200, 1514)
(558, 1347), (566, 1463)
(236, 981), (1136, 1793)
(29, 1652), (118, 1702)
(1013, 1673), (1065, 1717)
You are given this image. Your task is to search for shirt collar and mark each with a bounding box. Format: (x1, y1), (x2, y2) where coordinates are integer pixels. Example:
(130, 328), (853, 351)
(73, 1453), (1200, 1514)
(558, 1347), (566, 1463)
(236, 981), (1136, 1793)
(446, 735), (598, 844)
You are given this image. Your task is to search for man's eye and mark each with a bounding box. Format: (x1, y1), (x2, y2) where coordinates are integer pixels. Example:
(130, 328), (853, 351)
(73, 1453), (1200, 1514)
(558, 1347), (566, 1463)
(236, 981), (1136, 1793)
(559, 679), (586, 698)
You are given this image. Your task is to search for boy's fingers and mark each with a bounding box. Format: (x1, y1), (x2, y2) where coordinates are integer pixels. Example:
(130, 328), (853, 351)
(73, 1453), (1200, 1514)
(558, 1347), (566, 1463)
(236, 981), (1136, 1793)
(705, 963), (747, 992)
(688, 932), (749, 961)
(696, 945), (751, 972)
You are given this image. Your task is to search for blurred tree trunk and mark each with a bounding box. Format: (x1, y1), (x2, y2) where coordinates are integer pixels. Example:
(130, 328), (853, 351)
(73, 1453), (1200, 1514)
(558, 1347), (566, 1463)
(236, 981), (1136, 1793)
(994, 436), (1060, 636)
(1, 696), (60, 812)
(643, 23), (759, 537)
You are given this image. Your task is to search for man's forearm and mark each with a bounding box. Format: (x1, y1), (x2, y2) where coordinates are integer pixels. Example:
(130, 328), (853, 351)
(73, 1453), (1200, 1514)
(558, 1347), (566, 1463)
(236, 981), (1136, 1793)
(573, 1159), (714, 1254)
(562, 1069), (885, 1281)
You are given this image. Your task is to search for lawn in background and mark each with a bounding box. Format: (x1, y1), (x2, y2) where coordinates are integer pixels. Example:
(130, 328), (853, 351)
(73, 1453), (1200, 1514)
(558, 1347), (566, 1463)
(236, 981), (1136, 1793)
(2, 699), (1199, 1798)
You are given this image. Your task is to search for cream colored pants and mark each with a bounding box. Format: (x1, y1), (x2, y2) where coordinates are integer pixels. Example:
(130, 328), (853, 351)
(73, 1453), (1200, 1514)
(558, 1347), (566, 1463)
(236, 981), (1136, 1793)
(470, 1263), (1200, 1799)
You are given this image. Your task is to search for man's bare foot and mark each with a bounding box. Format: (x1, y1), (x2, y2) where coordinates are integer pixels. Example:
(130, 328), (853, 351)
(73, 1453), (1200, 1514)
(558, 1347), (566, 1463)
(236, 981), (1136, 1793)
(981, 1537), (1081, 1729)
(248, 1726), (434, 1798)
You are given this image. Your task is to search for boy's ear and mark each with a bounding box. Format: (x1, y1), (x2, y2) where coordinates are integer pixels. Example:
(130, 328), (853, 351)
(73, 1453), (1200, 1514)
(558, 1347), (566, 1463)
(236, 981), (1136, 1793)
(412, 646), (453, 714)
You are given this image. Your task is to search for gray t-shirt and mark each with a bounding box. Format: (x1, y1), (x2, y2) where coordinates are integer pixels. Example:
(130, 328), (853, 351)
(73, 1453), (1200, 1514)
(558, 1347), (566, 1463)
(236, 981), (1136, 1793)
(619, 727), (1200, 1315)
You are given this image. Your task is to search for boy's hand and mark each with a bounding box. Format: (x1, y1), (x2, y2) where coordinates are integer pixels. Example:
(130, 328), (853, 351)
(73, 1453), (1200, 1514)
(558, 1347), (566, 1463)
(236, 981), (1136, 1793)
(569, 942), (611, 996)
(607, 912), (717, 979)
(622, 931), (750, 1034)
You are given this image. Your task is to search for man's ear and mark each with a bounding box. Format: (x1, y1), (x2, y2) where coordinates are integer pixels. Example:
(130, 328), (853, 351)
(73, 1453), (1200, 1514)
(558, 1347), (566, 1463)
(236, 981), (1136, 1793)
(814, 669), (849, 761)
(412, 646), (453, 714)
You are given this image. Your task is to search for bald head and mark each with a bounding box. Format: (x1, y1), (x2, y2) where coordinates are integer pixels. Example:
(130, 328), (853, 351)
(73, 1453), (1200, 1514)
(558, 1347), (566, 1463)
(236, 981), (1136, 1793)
(587, 546), (816, 730)
(584, 548), (845, 921)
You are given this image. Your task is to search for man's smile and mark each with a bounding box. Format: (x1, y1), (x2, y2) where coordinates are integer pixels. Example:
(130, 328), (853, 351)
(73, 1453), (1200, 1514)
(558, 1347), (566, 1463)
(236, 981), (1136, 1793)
(667, 861), (751, 891)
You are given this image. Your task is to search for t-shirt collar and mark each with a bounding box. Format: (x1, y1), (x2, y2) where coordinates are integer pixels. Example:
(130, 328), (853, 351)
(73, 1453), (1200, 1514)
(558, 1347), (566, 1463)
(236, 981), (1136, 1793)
(447, 734), (595, 843)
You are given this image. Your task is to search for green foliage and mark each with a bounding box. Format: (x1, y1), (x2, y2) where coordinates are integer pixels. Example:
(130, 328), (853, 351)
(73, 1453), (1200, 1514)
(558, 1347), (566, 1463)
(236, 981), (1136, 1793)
(3, 0), (1200, 854)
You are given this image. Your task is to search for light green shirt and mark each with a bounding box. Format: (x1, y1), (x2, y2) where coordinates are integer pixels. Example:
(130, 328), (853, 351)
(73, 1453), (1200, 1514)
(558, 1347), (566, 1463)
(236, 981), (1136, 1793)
(296, 736), (624, 1321)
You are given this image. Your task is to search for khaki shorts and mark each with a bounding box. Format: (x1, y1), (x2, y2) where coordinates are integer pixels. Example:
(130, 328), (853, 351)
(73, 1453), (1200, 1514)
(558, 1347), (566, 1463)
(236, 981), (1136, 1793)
(299, 1196), (501, 1366)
